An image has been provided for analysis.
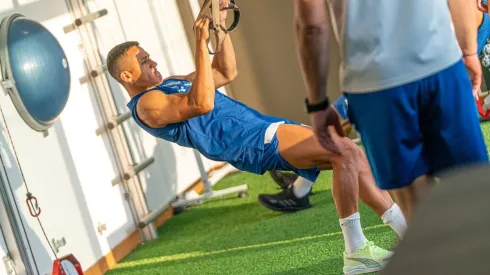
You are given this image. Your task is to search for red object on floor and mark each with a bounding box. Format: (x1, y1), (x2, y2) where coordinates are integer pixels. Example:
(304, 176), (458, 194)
(476, 97), (490, 119)
(52, 254), (84, 275)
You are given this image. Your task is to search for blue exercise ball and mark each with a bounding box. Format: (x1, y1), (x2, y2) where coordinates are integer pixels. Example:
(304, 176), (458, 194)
(5, 15), (70, 128)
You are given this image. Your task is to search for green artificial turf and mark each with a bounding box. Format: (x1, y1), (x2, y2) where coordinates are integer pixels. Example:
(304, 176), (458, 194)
(107, 122), (490, 275)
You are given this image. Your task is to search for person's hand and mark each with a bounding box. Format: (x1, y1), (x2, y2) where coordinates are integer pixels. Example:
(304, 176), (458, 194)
(463, 54), (482, 99)
(194, 17), (210, 43)
(310, 106), (345, 154)
(219, 0), (230, 23)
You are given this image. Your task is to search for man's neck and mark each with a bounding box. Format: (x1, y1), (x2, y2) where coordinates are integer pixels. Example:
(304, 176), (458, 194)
(125, 80), (164, 98)
(146, 80), (163, 91)
(126, 86), (147, 98)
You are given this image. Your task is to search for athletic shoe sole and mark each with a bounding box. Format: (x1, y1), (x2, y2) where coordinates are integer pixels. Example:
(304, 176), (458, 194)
(257, 197), (311, 213)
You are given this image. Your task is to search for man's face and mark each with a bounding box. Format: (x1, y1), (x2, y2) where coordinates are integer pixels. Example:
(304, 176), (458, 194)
(120, 46), (163, 88)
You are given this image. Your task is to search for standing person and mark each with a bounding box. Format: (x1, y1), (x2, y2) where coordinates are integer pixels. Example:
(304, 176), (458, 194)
(293, 0), (488, 226)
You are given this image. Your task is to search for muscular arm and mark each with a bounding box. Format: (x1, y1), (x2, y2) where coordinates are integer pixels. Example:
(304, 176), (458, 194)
(209, 33), (238, 87)
(180, 33), (238, 89)
(195, 1), (238, 88)
(294, 0), (331, 105)
(137, 29), (216, 128)
(449, 0), (478, 56)
(177, 2), (238, 89)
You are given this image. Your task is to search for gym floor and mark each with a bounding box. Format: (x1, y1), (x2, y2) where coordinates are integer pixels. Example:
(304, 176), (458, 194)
(107, 122), (490, 275)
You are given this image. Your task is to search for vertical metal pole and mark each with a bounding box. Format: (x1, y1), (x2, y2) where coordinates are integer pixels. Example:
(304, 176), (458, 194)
(193, 150), (212, 193)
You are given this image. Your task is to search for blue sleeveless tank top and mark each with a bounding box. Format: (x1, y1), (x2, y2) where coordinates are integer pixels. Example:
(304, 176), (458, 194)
(127, 78), (284, 174)
(478, 12), (490, 55)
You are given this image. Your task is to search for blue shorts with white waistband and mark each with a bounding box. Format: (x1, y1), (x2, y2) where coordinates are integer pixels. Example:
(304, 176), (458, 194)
(332, 95), (349, 120)
(344, 59), (489, 190)
(261, 121), (320, 183)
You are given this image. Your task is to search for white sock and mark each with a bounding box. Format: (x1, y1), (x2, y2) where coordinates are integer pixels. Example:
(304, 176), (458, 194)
(339, 212), (366, 254)
(292, 177), (314, 198)
(381, 203), (407, 238)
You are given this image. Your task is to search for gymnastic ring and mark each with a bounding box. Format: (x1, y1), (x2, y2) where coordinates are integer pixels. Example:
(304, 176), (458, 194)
(207, 0), (240, 32)
(225, 0), (240, 32)
(194, 0), (240, 54)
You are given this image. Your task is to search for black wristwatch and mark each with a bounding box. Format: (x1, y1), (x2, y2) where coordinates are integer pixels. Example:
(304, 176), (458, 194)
(304, 97), (330, 113)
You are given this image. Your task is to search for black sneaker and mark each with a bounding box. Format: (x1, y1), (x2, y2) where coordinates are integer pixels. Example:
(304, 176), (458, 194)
(269, 171), (314, 195)
(269, 171), (298, 190)
(258, 187), (311, 213)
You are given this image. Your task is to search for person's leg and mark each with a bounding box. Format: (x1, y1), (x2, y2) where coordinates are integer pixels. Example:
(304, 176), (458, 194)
(389, 175), (434, 223)
(345, 83), (431, 225)
(275, 107), (405, 229)
(292, 176), (315, 198)
(259, 95), (350, 212)
(259, 101), (406, 237)
(276, 123), (361, 218)
(424, 60), (489, 181)
(273, 95), (350, 196)
(274, 123), (394, 275)
(258, 124), (315, 213)
(259, 124), (404, 219)
(357, 148), (407, 238)
(332, 95), (406, 235)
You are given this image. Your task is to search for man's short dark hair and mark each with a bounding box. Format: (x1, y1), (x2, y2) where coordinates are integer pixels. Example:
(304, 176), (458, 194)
(106, 41), (140, 82)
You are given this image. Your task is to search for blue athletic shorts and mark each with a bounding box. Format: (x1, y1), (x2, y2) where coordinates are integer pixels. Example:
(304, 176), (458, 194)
(332, 95), (349, 120)
(344, 59), (489, 190)
(261, 122), (320, 183)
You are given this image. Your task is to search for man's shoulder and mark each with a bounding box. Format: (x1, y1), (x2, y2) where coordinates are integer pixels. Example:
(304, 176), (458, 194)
(134, 91), (173, 129)
(136, 90), (167, 110)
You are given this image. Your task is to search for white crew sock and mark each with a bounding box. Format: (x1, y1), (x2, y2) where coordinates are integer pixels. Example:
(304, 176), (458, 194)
(339, 212), (366, 254)
(381, 203), (407, 238)
(292, 177), (314, 198)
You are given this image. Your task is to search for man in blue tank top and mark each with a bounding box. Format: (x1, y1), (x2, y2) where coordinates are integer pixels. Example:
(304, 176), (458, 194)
(294, 0), (489, 243)
(106, 15), (406, 274)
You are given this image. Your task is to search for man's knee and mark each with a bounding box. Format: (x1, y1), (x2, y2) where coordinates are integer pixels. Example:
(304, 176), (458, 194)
(331, 139), (360, 169)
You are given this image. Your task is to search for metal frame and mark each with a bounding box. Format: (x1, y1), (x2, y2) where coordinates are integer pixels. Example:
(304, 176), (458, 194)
(0, 161), (33, 275)
(138, 150), (247, 228)
(111, 157), (155, 186)
(63, 9), (108, 34)
(0, 13), (71, 133)
(79, 64), (107, 85)
(95, 111), (131, 136)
